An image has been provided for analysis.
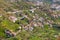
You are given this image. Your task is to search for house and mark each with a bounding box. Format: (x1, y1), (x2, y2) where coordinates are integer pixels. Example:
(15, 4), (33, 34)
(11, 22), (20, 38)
(29, 27), (34, 31)
(39, 17), (45, 22)
(50, 4), (57, 10)
(36, 1), (43, 6)
(51, 4), (60, 10)
(20, 17), (25, 20)
(51, 14), (58, 18)
(33, 1), (43, 6)
(0, 14), (2, 17)
(6, 0), (21, 3)
(5, 30), (15, 37)
(53, 0), (60, 2)
(29, 8), (36, 13)
(55, 6), (60, 10)
(58, 14), (60, 17)
(24, 26), (29, 30)
(37, 22), (44, 27)
(34, 24), (38, 26)
(9, 16), (17, 22)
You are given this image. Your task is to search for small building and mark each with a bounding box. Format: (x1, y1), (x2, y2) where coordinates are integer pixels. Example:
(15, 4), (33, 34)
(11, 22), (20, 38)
(29, 27), (34, 31)
(6, 0), (21, 3)
(5, 30), (15, 37)
(33, 1), (43, 6)
(53, 0), (60, 2)
(29, 8), (36, 13)
(34, 23), (38, 26)
(20, 17), (25, 20)
(36, 1), (43, 6)
(55, 6), (60, 10)
(51, 4), (60, 10)
(0, 14), (2, 17)
(24, 26), (29, 30)
(9, 16), (17, 22)
(39, 17), (45, 22)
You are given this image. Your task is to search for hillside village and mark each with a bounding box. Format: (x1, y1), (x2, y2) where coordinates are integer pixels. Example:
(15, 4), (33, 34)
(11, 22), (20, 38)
(0, 0), (60, 40)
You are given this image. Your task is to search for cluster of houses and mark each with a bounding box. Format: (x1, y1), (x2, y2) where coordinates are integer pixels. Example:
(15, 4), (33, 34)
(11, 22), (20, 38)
(33, 1), (44, 6)
(5, 0), (21, 3)
(51, 4), (60, 11)
(5, 1), (60, 38)
(50, 13), (60, 18)
(7, 4), (53, 31)
(52, 0), (60, 2)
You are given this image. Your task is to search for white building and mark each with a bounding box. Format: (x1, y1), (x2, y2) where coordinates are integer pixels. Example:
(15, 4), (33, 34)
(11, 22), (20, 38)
(6, 0), (21, 3)
(0, 14), (2, 17)
(36, 1), (43, 6)
(56, 6), (60, 10)
(53, 0), (60, 2)
(9, 16), (17, 22)
(51, 4), (60, 10)
(29, 8), (36, 13)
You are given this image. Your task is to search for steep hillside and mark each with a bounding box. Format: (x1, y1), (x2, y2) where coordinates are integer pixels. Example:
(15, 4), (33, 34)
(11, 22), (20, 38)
(0, 0), (60, 40)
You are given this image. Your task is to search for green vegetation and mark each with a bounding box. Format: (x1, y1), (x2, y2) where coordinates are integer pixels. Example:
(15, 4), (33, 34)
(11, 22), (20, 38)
(0, 0), (60, 40)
